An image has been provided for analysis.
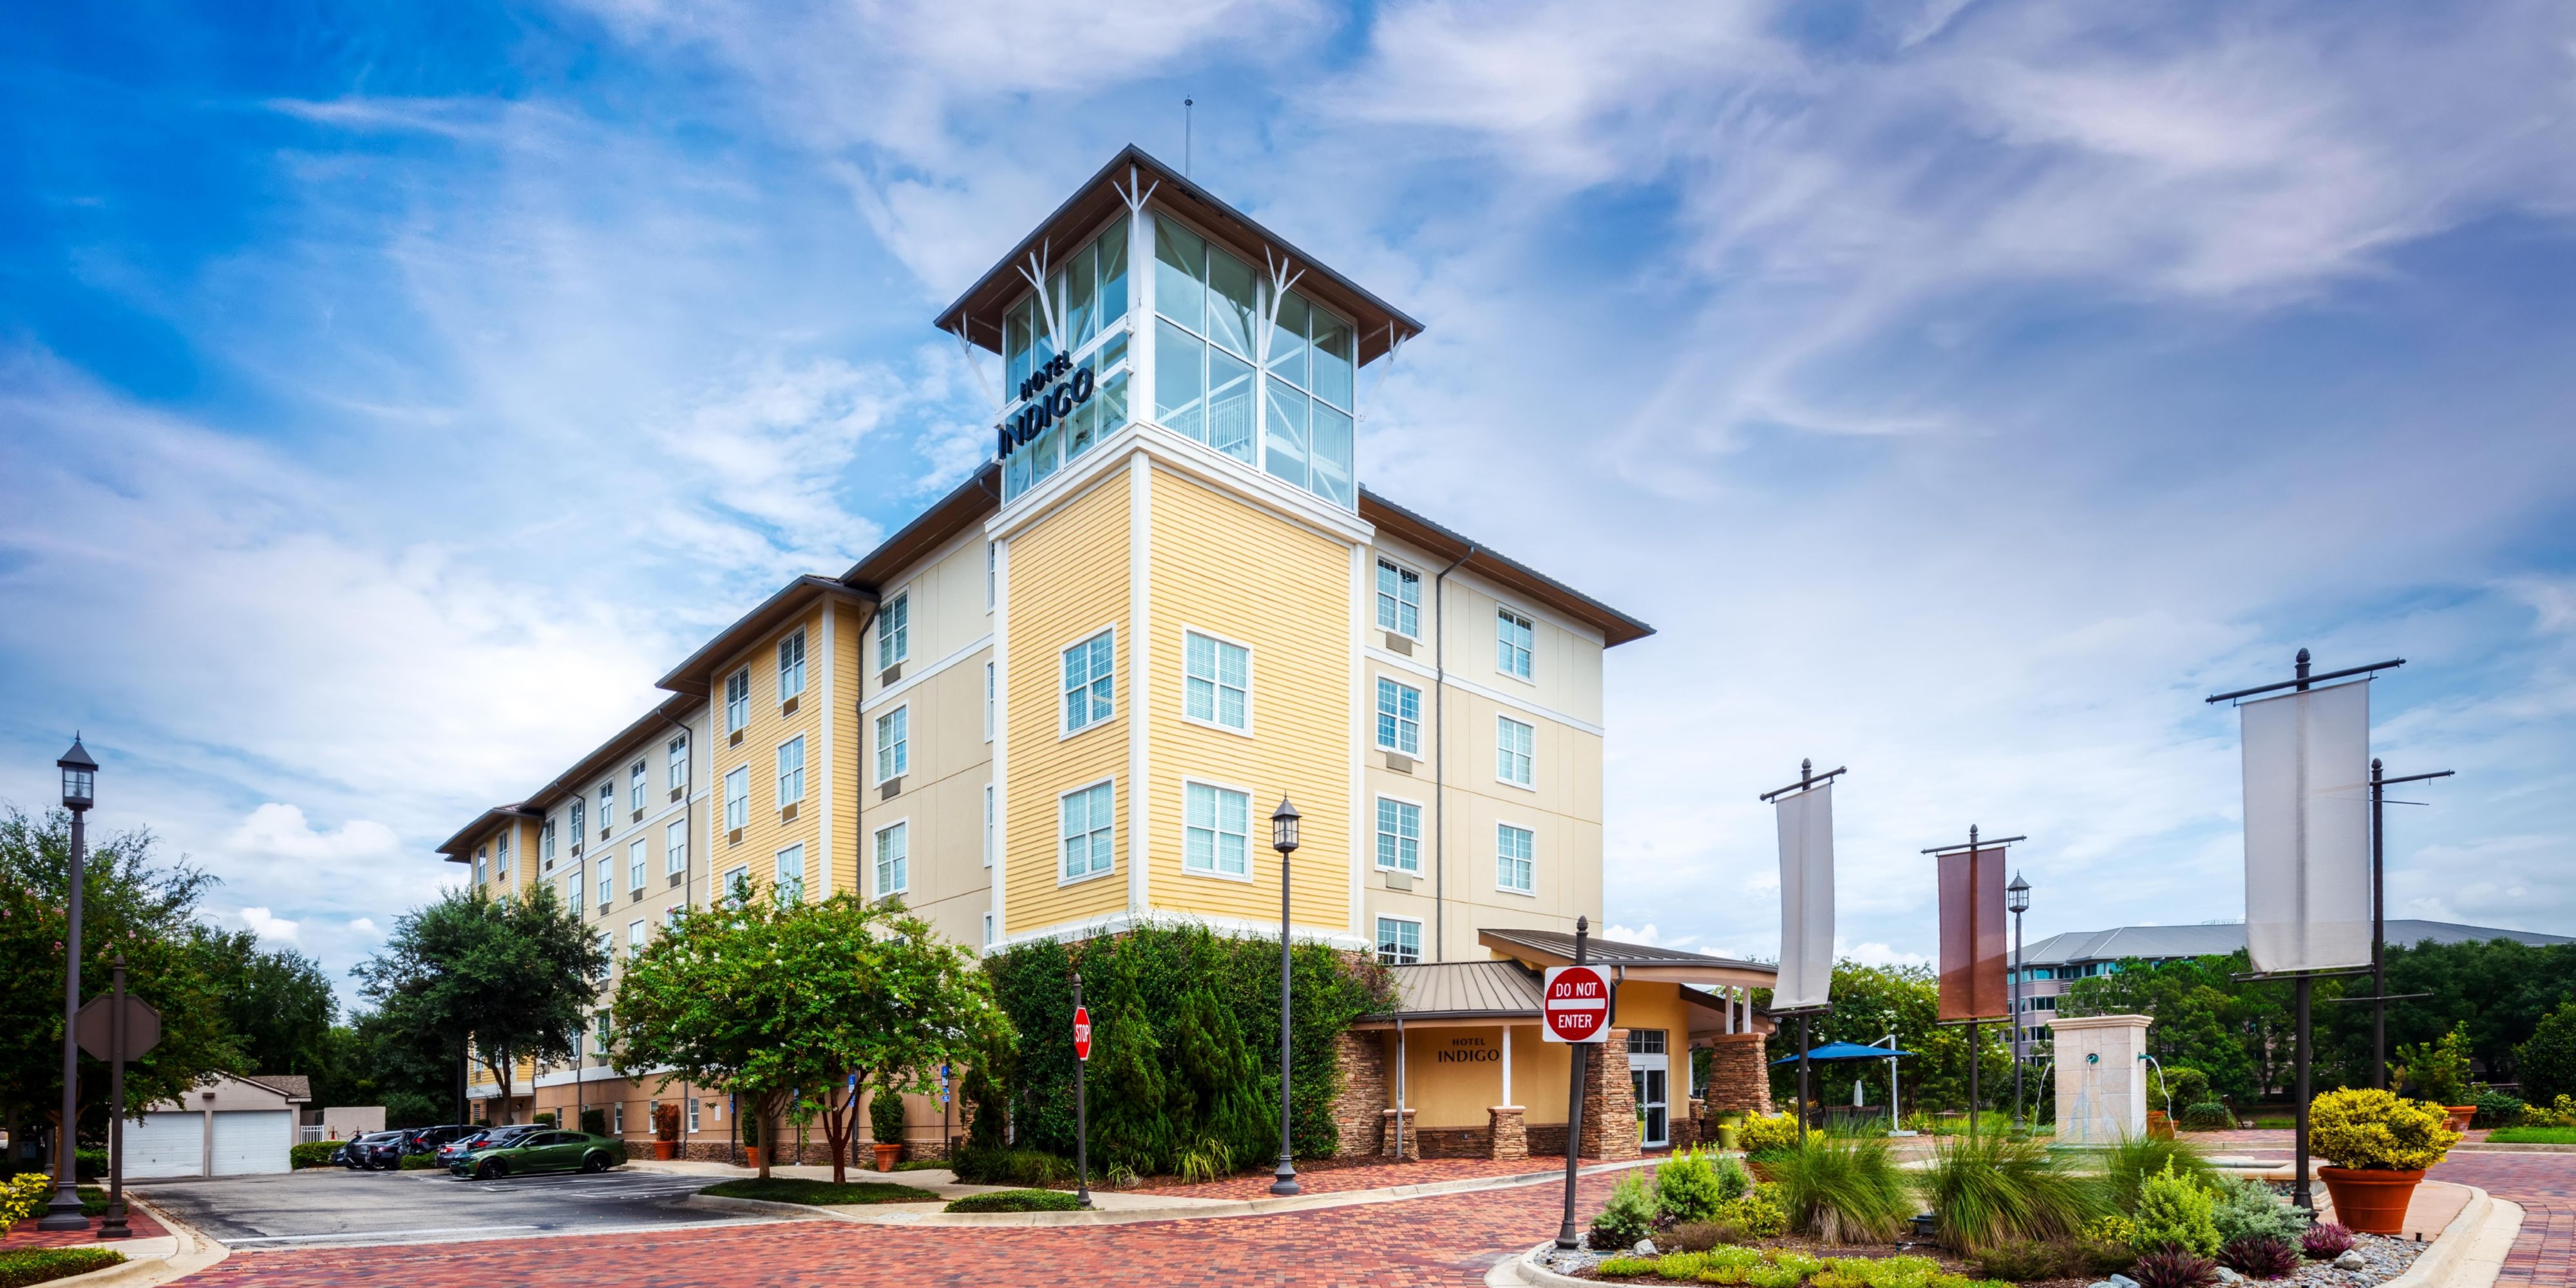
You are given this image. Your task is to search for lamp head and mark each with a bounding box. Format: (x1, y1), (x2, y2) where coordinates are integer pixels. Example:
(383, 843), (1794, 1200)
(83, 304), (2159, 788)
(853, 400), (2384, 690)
(57, 734), (98, 811)
(2007, 870), (2031, 913)
(1269, 797), (1300, 854)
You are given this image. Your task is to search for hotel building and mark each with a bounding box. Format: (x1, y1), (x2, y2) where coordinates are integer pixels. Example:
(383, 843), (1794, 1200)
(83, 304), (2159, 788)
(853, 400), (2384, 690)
(434, 146), (1776, 1160)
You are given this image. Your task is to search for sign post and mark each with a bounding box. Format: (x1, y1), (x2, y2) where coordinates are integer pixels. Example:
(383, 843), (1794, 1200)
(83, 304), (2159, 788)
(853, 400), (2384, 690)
(1072, 974), (1092, 1209)
(75, 965), (159, 1242)
(1546, 918), (1608, 1249)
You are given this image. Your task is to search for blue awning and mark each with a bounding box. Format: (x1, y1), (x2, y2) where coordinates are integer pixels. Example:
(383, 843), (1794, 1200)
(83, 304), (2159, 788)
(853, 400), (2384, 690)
(1774, 1041), (1916, 1064)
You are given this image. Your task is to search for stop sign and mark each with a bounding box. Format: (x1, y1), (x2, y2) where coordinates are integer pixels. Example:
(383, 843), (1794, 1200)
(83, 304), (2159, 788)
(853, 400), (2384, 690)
(1073, 1006), (1092, 1061)
(1541, 965), (1610, 1043)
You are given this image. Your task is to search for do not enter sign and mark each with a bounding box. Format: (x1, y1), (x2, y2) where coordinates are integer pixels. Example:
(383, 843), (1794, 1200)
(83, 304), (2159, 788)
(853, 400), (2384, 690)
(1541, 965), (1610, 1043)
(1074, 1005), (1093, 1061)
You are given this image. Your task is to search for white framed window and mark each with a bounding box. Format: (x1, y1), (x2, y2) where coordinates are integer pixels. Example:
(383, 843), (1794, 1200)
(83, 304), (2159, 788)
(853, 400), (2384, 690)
(570, 1029), (583, 1061)
(613, 1103), (625, 1135)
(1497, 717), (1535, 787)
(984, 661), (996, 742)
(665, 819), (688, 876)
(474, 851), (487, 886)
(777, 735), (807, 805)
(778, 629), (807, 701)
(495, 831), (511, 872)
(596, 860), (614, 911)
(1376, 916), (1422, 966)
(627, 838), (647, 892)
(723, 766), (749, 831)
(983, 783), (996, 868)
(1497, 608), (1534, 679)
(985, 542), (996, 610)
(667, 734), (688, 791)
(1497, 823), (1535, 894)
(1062, 629), (1115, 733)
(878, 592), (909, 670)
(1375, 796), (1422, 873)
(875, 706), (909, 782)
(566, 867), (583, 916)
(595, 929), (612, 961)
(630, 759), (648, 813)
(1182, 781), (1251, 877)
(724, 668), (750, 734)
(1182, 630), (1250, 731)
(983, 912), (994, 947)
(627, 918), (646, 958)
(1375, 676), (1421, 755)
(1376, 559), (1420, 637)
(687, 1098), (701, 1133)
(1151, 215), (1355, 507)
(1059, 779), (1115, 881)
(541, 818), (556, 862)
(569, 798), (585, 842)
(598, 783), (614, 833)
(775, 843), (806, 902)
(594, 1010), (612, 1050)
(873, 821), (909, 898)
(721, 864), (750, 906)
(662, 905), (680, 930)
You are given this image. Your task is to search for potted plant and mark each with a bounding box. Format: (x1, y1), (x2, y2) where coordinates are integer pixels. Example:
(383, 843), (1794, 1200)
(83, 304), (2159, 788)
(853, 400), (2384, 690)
(2310, 1088), (2463, 1234)
(653, 1101), (681, 1160)
(2396, 1027), (2477, 1132)
(1716, 1110), (1745, 1151)
(869, 1083), (907, 1173)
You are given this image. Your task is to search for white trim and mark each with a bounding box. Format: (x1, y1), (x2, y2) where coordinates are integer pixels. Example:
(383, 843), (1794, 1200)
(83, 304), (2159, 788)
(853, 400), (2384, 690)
(983, 661), (996, 743)
(773, 731), (809, 806)
(1365, 647), (1605, 737)
(876, 589), (912, 671)
(1495, 714), (1537, 791)
(1492, 603), (1538, 685)
(1372, 672), (1425, 757)
(1176, 623), (1256, 737)
(870, 816), (912, 900)
(1373, 913), (1425, 965)
(1128, 456), (1152, 915)
(998, 908), (1370, 954)
(987, 419), (1375, 550)
(990, 538), (1010, 940)
(818, 607), (835, 900)
(872, 702), (911, 786)
(1494, 819), (1538, 896)
(773, 840), (808, 902)
(1177, 775), (1258, 884)
(860, 631), (994, 715)
(1370, 791), (1426, 874)
(1057, 622), (1121, 739)
(1056, 775), (1118, 887)
(1347, 540), (1368, 943)
(1372, 554), (1425, 641)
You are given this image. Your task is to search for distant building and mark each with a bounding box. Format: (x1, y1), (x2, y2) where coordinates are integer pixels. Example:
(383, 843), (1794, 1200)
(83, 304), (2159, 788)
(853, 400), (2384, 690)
(2010, 920), (2572, 1059)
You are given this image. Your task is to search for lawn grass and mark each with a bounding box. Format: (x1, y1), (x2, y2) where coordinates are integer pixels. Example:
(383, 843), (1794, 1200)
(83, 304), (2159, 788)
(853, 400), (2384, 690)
(944, 1188), (1081, 1213)
(2486, 1126), (2576, 1144)
(0, 1248), (126, 1287)
(701, 1177), (937, 1206)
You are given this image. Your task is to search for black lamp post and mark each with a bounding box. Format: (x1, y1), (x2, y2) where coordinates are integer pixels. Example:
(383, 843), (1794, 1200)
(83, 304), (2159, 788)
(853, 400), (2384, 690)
(1269, 797), (1302, 1197)
(2006, 871), (2031, 1135)
(39, 736), (98, 1231)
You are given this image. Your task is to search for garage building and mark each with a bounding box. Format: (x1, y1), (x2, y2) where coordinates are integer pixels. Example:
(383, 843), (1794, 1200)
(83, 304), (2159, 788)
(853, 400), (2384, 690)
(126, 1073), (310, 1179)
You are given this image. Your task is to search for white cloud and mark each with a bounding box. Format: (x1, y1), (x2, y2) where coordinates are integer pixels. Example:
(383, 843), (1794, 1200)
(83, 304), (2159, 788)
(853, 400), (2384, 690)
(238, 907), (301, 944)
(1841, 942), (1932, 969)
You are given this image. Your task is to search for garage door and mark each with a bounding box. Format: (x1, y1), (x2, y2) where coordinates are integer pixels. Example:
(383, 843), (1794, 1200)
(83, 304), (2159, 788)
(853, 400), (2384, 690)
(209, 1110), (290, 1175)
(126, 1112), (204, 1179)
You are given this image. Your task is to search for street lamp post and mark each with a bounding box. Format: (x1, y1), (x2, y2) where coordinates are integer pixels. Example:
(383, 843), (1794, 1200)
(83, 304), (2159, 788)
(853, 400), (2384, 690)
(2007, 871), (2031, 1135)
(1269, 798), (1302, 1197)
(39, 736), (99, 1232)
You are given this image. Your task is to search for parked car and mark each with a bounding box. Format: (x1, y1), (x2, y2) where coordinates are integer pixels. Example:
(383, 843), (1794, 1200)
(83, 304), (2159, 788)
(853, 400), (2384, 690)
(448, 1128), (627, 1179)
(435, 1124), (536, 1168)
(402, 1124), (472, 1157)
(345, 1130), (410, 1171)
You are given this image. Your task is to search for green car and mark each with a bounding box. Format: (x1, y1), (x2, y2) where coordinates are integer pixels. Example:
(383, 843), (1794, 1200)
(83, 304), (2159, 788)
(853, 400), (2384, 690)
(448, 1128), (627, 1179)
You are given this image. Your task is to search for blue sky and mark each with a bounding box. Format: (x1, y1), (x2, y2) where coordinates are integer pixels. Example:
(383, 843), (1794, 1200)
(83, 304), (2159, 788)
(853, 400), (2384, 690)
(5, 0), (2574, 1011)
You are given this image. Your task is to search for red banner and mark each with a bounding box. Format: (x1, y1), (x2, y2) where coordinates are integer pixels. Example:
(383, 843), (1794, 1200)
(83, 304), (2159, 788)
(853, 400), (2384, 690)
(1938, 847), (2010, 1021)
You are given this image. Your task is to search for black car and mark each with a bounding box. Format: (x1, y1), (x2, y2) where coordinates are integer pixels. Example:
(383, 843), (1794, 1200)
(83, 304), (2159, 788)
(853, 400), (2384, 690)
(435, 1124), (538, 1168)
(345, 1130), (409, 1170)
(402, 1124), (473, 1157)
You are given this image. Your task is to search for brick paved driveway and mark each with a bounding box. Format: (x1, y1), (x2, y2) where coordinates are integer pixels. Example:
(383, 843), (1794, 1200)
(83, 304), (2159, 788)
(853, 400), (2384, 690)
(2432, 1152), (2573, 1288)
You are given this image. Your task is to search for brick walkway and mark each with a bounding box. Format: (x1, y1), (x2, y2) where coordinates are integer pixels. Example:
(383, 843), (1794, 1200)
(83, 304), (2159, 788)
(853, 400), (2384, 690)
(2430, 1152), (2572, 1288)
(1134, 1155), (1583, 1200)
(3, 1204), (168, 1249)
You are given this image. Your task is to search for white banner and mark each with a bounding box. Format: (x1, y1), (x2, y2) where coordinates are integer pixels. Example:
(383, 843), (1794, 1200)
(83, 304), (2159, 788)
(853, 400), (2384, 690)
(1773, 783), (1835, 1011)
(2240, 682), (2373, 975)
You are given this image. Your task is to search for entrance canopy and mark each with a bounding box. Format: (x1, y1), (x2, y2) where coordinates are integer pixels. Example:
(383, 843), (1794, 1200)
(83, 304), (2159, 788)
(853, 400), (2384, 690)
(1774, 1041), (1917, 1064)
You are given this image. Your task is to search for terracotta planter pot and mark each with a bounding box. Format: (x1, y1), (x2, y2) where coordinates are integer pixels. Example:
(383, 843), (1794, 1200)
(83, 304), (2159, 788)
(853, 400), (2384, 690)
(2445, 1105), (2477, 1132)
(653, 1140), (678, 1160)
(873, 1142), (904, 1172)
(2318, 1166), (2424, 1235)
(2146, 1111), (2175, 1141)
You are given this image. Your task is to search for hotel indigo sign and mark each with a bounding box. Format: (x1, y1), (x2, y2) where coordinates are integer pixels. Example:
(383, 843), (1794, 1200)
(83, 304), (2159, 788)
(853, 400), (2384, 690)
(1541, 965), (1609, 1044)
(996, 352), (1096, 460)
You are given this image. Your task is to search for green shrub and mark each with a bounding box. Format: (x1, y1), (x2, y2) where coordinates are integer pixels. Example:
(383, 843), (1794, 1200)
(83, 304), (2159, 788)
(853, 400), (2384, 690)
(947, 1144), (1074, 1187)
(1595, 1255), (1658, 1278)
(289, 1141), (340, 1170)
(533, 1112), (556, 1128)
(1656, 1147), (1732, 1224)
(1918, 1131), (2107, 1253)
(2177, 1103), (2233, 1132)
(1589, 1170), (1658, 1250)
(870, 1083), (908, 1151)
(73, 1150), (103, 1183)
(2309, 1089), (2460, 1171)
(2083, 1214), (2137, 1245)
(2394, 1025), (2472, 1106)
(398, 1153), (438, 1170)
(2486, 1126), (2576, 1144)
(2101, 1136), (2215, 1215)
(2155, 1067), (2211, 1114)
(2521, 1005), (2576, 1107)
(701, 1178), (936, 1205)
(2130, 1160), (2221, 1258)
(1768, 1135), (1911, 1243)
(2206, 1172), (2304, 1245)
(1738, 1112), (1802, 1157)
(580, 1108), (607, 1137)
(0, 1173), (52, 1226)
(2469, 1092), (2528, 1130)
(0, 1248), (126, 1288)
(1721, 1186), (1792, 1237)
(945, 1188), (1081, 1213)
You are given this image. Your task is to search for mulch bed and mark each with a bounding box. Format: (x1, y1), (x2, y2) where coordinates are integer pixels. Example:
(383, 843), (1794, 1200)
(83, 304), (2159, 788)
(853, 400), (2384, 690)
(1551, 1233), (2091, 1287)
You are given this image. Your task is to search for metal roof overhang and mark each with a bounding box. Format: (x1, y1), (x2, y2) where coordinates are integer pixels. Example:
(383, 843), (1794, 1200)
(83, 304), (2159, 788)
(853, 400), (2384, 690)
(1361, 491), (1656, 648)
(654, 575), (875, 697)
(434, 804), (537, 859)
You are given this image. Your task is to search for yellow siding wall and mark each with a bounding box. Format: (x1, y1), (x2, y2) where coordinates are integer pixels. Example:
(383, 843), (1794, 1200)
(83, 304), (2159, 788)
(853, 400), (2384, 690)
(1145, 467), (1354, 931)
(1002, 471), (1132, 935)
(710, 604), (826, 905)
(830, 600), (865, 900)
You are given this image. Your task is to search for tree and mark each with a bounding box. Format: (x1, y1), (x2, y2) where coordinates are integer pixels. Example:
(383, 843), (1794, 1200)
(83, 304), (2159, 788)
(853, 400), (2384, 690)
(354, 887), (604, 1125)
(611, 892), (1011, 1182)
(2517, 1002), (2576, 1106)
(1756, 961), (2012, 1117)
(198, 931), (337, 1080)
(2060, 952), (2291, 1102)
(0, 807), (240, 1160)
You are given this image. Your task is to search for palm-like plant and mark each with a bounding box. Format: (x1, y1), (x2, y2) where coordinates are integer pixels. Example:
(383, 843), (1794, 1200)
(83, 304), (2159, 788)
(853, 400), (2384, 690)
(1919, 1131), (2109, 1252)
(2099, 1134), (2216, 1215)
(1767, 1134), (1913, 1243)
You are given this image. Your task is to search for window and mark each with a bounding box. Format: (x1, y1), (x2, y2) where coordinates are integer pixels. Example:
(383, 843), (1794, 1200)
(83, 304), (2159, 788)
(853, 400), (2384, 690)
(665, 819), (687, 876)
(878, 593), (909, 670)
(775, 843), (806, 902)
(598, 784), (614, 833)
(983, 912), (994, 948)
(984, 661), (996, 741)
(1001, 216), (1134, 502)
(1062, 630), (1115, 732)
(474, 851), (486, 886)
(1375, 797), (1422, 873)
(777, 735), (806, 805)
(687, 1099), (701, 1133)
(873, 822), (908, 897)
(1497, 824), (1535, 893)
(495, 831), (510, 872)
(1376, 917), (1421, 966)
(722, 864), (750, 906)
(1497, 609), (1534, 679)
(724, 668), (750, 734)
(723, 766), (748, 831)
(542, 818), (556, 862)
(1375, 677), (1421, 755)
(1630, 1029), (1667, 1056)
(1182, 782), (1250, 876)
(613, 1104), (625, 1135)
(983, 784), (995, 868)
(778, 629), (807, 701)
(1183, 632), (1249, 730)
(875, 707), (908, 782)
(1376, 560), (1420, 636)
(630, 760), (648, 813)
(595, 1010), (612, 1050)
(1497, 717), (1535, 787)
(1153, 218), (1356, 507)
(596, 861), (614, 911)
(662, 905), (680, 930)
(627, 919), (646, 958)
(627, 839), (647, 892)
(1059, 781), (1115, 880)
(566, 867), (583, 916)
(667, 735), (688, 791)
(569, 799), (584, 843)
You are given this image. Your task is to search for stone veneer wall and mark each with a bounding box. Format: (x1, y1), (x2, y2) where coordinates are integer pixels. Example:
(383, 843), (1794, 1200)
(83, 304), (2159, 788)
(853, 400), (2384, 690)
(1705, 1032), (1774, 1115)
(1577, 1029), (1641, 1160)
(1333, 1030), (1388, 1158)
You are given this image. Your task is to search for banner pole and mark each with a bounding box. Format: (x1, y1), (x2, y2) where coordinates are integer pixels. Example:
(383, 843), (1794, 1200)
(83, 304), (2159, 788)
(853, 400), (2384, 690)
(1554, 918), (1590, 1251)
(1797, 1014), (1811, 1144)
(2294, 976), (2313, 1212)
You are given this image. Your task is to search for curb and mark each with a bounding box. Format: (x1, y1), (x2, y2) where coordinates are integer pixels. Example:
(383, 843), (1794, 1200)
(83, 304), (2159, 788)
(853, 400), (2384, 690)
(1487, 1240), (1589, 1288)
(32, 1193), (233, 1287)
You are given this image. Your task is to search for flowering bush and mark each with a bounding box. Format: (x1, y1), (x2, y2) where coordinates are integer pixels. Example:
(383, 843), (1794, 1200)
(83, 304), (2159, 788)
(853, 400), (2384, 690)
(0, 1171), (53, 1226)
(1738, 1112), (1803, 1157)
(2309, 1088), (2461, 1171)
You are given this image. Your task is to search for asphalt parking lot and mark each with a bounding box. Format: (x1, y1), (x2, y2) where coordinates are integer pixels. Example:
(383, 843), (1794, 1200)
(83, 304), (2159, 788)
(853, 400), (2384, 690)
(133, 1164), (773, 1251)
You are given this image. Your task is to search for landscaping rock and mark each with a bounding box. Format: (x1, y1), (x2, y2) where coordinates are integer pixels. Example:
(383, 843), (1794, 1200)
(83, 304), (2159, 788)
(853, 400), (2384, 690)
(2110, 1276), (2141, 1288)
(1635, 1239), (1658, 1256)
(2218, 1269), (2244, 1283)
(2334, 1251), (2367, 1271)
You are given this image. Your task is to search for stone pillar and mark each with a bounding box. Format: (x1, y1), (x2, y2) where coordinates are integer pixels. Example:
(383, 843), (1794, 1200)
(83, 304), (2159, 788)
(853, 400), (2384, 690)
(1488, 1106), (1528, 1160)
(1705, 1032), (1774, 1116)
(1332, 1030), (1388, 1158)
(2051, 1013), (2152, 1145)
(1379, 1108), (1419, 1159)
(1578, 1029), (1641, 1160)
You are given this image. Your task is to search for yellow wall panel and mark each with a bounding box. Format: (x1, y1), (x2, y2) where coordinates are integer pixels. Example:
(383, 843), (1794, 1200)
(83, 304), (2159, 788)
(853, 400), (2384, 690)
(709, 603), (826, 904)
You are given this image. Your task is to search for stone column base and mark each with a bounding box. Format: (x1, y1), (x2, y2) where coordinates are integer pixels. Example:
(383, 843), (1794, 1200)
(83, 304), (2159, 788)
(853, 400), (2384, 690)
(1578, 1030), (1641, 1161)
(1379, 1108), (1419, 1160)
(1488, 1106), (1528, 1160)
(1706, 1032), (1775, 1116)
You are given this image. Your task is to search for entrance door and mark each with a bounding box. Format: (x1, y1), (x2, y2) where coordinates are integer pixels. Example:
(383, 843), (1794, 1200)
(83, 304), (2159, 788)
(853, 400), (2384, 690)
(1629, 1029), (1669, 1148)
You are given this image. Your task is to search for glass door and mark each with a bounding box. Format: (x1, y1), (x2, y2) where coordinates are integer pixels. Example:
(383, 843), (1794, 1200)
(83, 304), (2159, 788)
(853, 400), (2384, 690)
(1629, 1029), (1669, 1148)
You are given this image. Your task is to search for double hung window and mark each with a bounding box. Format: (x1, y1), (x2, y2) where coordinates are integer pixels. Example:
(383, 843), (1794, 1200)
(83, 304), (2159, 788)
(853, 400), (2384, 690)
(1059, 781), (1115, 880)
(569, 799), (585, 843)
(1063, 630), (1115, 732)
(627, 839), (647, 892)
(1497, 609), (1534, 679)
(1183, 632), (1249, 730)
(596, 860), (614, 911)
(777, 735), (806, 805)
(1497, 717), (1535, 787)
(1182, 782), (1249, 876)
(875, 708), (908, 782)
(665, 819), (688, 876)
(778, 629), (806, 701)
(627, 920), (645, 958)
(1375, 797), (1421, 873)
(1376, 560), (1419, 636)
(598, 784), (614, 834)
(775, 844), (805, 902)
(667, 735), (687, 791)
(495, 831), (510, 874)
(724, 668), (750, 734)
(877, 595), (908, 671)
(1375, 677), (1421, 756)
(723, 766), (748, 831)
(1497, 824), (1535, 893)
(630, 761), (647, 813)
(874, 822), (908, 898)
(542, 819), (555, 862)
(1376, 917), (1421, 966)
(721, 864), (750, 906)
(566, 867), (583, 915)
